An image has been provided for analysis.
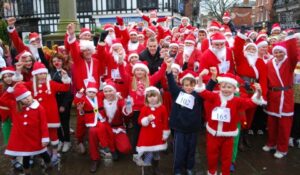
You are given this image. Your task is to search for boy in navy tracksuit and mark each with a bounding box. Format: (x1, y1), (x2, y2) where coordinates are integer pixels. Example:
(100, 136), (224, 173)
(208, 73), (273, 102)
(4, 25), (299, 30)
(166, 62), (216, 175)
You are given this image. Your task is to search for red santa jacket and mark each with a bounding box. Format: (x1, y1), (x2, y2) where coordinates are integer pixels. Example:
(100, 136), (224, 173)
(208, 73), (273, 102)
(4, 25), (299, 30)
(199, 90), (257, 137)
(0, 92), (49, 156)
(142, 15), (168, 26)
(24, 81), (70, 128)
(265, 37), (299, 117)
(8, 27), (31, 54)
(177, 24), (194, 33)
(119, 63), (167, 111)
(74, 92), (107, 127)
(68, 38), (101, 91)
(119, 28), (146, 54)
(136, 104), (170, 153)
(175, 49), (202, 73)
(0, 84), (11, 121)
(233, 34), (268, 99)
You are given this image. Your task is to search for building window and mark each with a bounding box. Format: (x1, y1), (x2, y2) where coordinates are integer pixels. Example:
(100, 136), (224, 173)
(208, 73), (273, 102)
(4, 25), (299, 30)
(138, 0), (158, 10)
(77, 0), (92, 12)
(17, 0), (34, 16)
(107, 0), (127, 11)
(44, 0), (59, 14)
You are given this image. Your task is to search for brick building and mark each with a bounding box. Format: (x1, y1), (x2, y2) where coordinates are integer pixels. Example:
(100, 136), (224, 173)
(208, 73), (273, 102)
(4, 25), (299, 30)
(252, 0), (274, 31)
(231, 0), (256, 28)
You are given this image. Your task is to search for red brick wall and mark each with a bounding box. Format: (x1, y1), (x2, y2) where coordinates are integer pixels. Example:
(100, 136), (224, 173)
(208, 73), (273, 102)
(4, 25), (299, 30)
(232, 7), (252, 27)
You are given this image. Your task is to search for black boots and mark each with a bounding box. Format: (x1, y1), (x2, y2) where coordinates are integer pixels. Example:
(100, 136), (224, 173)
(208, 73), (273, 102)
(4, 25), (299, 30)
(152, 160), (161, 175)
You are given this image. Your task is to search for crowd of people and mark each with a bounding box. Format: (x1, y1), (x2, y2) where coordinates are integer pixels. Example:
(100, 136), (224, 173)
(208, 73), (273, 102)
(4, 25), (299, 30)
(0, 9), (300, 175)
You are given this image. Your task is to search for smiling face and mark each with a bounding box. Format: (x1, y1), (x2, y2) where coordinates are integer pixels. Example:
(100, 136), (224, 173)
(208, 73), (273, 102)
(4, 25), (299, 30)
(51, 57), (63, 69)
(220, 82), (235, 97)
(20, 95), (33, 106)
(273, 49), (285, 61)
(86, 91), (96, 98)
(20, 56), (34, 69)
(103, 87), (116, 101)
(182, 78), (196, 94)
(37, 73), (47, 83)
(134, 68), (147, 79)
(245, 45), (257, 54)
(2, 73), (14, 85)
(147, 40), (158, 56)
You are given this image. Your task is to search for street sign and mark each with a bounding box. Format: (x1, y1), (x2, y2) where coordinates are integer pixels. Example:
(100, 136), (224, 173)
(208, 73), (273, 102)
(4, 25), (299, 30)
(179, 3), (184, 13)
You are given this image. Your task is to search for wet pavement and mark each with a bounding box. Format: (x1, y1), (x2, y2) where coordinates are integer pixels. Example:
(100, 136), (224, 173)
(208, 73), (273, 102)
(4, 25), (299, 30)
(1, 114), (300, 175)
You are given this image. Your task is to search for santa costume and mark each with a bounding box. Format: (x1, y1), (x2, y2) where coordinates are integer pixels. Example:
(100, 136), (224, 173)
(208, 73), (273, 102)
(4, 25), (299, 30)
(263, 35), (299, 158)
(196, 73), (265, 175)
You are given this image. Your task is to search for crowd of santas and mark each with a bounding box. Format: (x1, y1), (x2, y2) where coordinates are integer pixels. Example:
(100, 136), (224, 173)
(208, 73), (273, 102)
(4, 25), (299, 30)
(0, 9), (300, 175)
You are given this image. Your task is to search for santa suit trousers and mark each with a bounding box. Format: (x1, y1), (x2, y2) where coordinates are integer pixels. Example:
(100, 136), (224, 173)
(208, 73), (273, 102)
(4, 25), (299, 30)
(49, 128), (59, 146)
(266, 116), (293, 153)
(113, 132), (132, 154)
(88, 122), (115, 161)
(75, 111), (87, 143)
(206, 133), (234, 175)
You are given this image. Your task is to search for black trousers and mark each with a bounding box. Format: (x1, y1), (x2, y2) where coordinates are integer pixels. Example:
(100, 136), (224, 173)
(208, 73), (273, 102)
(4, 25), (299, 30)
(251, 106), (267, 132)
(57, 102), (72, 142)
(23, 151), (50, 169)
(291, 103), (300, 139)
(130, 111), (141, 154)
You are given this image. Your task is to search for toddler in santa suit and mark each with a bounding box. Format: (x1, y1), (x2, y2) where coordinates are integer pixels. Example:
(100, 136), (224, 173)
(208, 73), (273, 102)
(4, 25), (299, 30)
(196, 71), (266, 175)
(73, 81), (115, 173)
(133, 86), (170, 175)
(0, 83), (51, 175)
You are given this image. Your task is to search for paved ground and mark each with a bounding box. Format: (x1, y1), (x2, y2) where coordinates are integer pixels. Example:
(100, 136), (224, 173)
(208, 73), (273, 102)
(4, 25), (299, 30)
(1, 115), (300, 175)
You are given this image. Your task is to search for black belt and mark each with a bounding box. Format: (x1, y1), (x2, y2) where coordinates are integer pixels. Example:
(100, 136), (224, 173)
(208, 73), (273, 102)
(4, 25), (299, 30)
(113, 80), (124, 84)
(84, 107), (104, 114)
(241, 76), (258, 83)
(269, 86), (292, 91)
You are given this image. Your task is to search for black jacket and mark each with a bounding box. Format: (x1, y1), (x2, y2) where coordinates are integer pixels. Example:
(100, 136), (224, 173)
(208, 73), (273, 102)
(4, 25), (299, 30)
(139, 47), (163, 75)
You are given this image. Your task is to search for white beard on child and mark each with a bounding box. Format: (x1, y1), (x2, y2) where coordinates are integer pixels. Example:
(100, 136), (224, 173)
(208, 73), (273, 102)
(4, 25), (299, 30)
(104, 99), (117, 123)
(244, 51), (258, 66)
(112, 49), (126, 63)
(183, 45), (194, 58)
(211, 46), (226, 61)
(28, 44), (40, 60)
(105, 33), (116, 46)
(128, 41), (139, 51)
(226, 36), (234, 48)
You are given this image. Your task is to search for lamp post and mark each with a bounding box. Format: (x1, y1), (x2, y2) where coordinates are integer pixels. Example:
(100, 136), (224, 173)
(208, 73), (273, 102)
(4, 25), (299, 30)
(171, 0), (174, 28)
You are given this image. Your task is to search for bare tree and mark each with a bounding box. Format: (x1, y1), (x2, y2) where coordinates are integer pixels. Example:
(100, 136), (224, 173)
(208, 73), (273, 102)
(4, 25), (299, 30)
(200, 0), (237, 21)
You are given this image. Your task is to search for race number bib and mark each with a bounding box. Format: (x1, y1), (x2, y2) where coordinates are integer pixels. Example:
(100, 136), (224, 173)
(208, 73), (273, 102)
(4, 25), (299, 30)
(211, 107), (231, 123)
(218, 61), (230, 74)
(294, 73), (300, 85)
(111, 69), (121, 79)
(175, 92), (195, 109)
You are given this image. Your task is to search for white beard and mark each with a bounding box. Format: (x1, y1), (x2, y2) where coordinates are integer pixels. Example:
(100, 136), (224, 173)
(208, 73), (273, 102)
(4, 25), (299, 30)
(28, 44), (40, 60)
(128, 41), (139, 51)
(226, 37), (234, 48)
(244, 51), (258, 66)
(183, 46), (194, 57)
(211, 47), (226, 61)
(105, 33), (116, 46)
(104, 99), (118, 123)
(112, 50), (126, 63)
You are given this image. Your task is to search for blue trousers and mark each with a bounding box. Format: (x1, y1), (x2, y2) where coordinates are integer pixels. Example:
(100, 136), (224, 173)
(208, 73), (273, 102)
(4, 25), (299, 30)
(173, 130), (197, 174)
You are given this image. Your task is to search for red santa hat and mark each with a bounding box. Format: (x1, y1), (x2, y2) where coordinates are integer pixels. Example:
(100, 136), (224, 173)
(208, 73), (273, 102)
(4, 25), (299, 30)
(256, 31), (268, 41)
(110, 38), (123, 52)
(171, 63), (182, 73)
(217, 73), (238, 88)
(145, 26), (157, 35)
(184, 34), (196, 45)
(208, 20), (221, 31)
(272, 41), (287, 55)
(163, 30), (172, 41)
(255, 37), (268, 48)
(150, 9), (157, 16)
(210, 32), (226, 43)
(224, 28), (232, 36)
(129, 29), (138, 35)
(0, 66), (15, 79)
(243, 42), (257, 52)
(178, 70), (197, 84)
(132, 62), (149, 74)
(15, 50), (32, 61)
(169, 41), (179, 48)
(246, 30), (258, 39)
(181, 16), (190, 23)
(198, 28), (208, 35)
(127, 51), (139, 62)
(271, 23), (281, 34)
(29, 32), (40, 43)
(222, 11), (231, 20)
(144, 86), (160, 96)
(79, 28), (91, 38)
(104, 23), (115, 31)
(79, 40), (96, 53)
(178, 41), (184, 47)
(31, 62), (51, 96)
(13, 83), (32, 101)
(137, 32), (145, 38)
(86, 81), (99, 93)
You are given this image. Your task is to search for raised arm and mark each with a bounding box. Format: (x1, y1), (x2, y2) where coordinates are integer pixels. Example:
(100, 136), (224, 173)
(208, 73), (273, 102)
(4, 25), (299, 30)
(6, 17), (29, 53)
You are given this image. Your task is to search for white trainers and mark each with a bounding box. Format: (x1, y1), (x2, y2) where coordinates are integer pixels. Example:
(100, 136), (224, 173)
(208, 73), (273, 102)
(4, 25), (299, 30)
(248, 129), (254, 135)
(274, 151), (286, 159)
(57, 141), (63, 152)
(69, 128), (75, 134)
(62, 142), (71, 153)
(289, 137), (294, 147)
(262, 145), (274, 152)
(257, 130), (264, 135)
(78, 142), (86, 154)
(296, 139), (300, 148)
(133, 154), (150, 166)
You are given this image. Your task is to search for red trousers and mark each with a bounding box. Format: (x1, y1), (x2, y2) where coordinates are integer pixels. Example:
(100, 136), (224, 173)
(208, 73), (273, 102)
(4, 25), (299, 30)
(266, 116), (293, 153)
(88, 122), (115, 161)
(49, 128), (59, 146)
(206, 133), (233, 175)
(75, 112), (87, 143)
(113, 132), (132, 154)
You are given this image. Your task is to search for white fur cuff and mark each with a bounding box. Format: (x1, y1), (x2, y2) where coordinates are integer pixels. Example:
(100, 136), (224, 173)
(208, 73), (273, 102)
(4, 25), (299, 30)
(12, 72), (23, 82)
(285, 34), (295, 41)
(237, 32), (248, 40)
(251, 93), (267, 106)
(162, 130), (171, 140)
(7, 26), (15, 33)
(75, 92), (83, 98)
(194, 84), (206, 93)
(141, 117), (150, 126)
(68, 35), (76, 44)
(61, 75), (71, 84)
(6, 87), (14, 93)
(42, 137), (50, 143)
